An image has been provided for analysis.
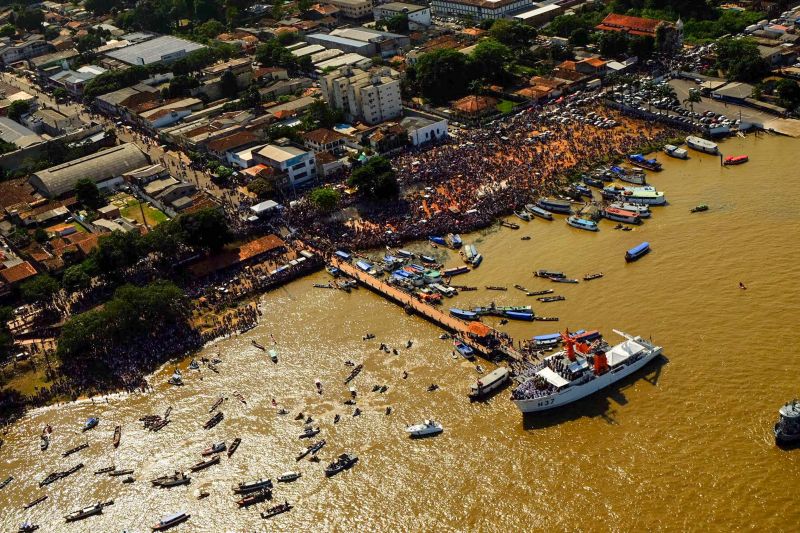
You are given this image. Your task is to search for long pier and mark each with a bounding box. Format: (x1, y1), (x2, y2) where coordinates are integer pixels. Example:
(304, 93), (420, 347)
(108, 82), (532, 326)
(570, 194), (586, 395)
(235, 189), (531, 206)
(330, 258), (524, 361)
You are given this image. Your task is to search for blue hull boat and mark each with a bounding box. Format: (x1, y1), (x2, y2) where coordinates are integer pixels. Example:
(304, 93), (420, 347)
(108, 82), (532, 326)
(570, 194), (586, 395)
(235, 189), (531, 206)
(443, 266), (470, 276)
(450, 308), (479, 321)
(454, 340), (474, 359)
(420, 255), (436, 264)
(625, 242), (650, 262)
(429, 236), (447, 246)
(505, 311), (534, 321)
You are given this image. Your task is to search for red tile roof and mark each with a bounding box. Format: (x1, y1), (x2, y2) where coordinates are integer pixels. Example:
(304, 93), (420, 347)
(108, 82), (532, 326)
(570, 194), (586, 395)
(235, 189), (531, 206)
(0, 261), (37, 284)
(596, 13), (665, 37)
(452, 95), (498, 114)
(302, 128), (346, 145)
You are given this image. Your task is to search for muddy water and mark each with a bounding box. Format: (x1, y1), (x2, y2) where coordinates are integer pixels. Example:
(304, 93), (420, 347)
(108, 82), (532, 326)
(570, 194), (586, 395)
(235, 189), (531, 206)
(2, 134), (799, 531)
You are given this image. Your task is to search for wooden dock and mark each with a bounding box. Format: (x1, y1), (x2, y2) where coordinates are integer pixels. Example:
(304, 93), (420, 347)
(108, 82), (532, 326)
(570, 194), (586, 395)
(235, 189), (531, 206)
(331, 258), (523, 360)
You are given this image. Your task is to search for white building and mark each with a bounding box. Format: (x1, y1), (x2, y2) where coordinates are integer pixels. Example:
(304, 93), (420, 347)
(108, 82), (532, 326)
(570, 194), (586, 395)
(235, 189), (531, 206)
(320, 66), (402, 125)
(430, 0), (532, 20)
(374, 2), (432, 29)
(253, 144), (317, 187)
(328, 0), (374, 19)
(400, 116), (448, 146)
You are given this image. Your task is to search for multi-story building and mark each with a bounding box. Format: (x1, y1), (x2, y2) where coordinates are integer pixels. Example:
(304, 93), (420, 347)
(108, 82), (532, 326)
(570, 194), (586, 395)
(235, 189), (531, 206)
(320, 66), (402, 125)
(0, 37), (55, 66)
(252, 143), (317, 187)
(430, 0), (532, 21)
(374, 2), (432, 29)
(328, 0), (374, 19)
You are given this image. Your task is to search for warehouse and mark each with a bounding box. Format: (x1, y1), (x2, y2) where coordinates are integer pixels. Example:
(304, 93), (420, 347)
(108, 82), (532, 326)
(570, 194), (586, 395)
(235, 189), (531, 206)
(105, 35), (205, 66)
(29, 143), (150, 198)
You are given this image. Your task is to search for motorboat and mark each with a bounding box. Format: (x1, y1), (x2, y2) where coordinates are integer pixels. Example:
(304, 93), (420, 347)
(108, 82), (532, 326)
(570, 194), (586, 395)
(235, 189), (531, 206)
(189, 455), (220, 472)
(537, 198), (572, 214)
(567, 216), (598, 231)
(168, 369), (183, 386)
(261, 502), (293, 519)
(526, 204), (554, 220)
(233, 478), (273, 494)
(774, 399), (800, 444)
(582, 176), (605, 188)
(447, 234), (463, 248)
(82, 417), (99, 431)
(324, 453), (358, 477)
(64, 502), (105, 522)
(609, 202), (651, 218)
(269, 349), (278, 363)
(690, 204), (709, 213)
(201, 442), (226, 456)
(429, 236), (447, 246)
(278, 471), (302, 483)
(454, 339), (475, 360)
(610, 165), (647, 185)
(151, 471), (191, 488)
(514, 210), (531, 221)
(299, 427), (321, 439)
(627, 154), (662, 171)
(152, 512), (190, 531)
(663, 144), (688, 159)
(406, 419), (444, 438)
(237, 488), (272, 507)
(625, 242), (650, 262)
(723, 155), (748, 165)
(296, 439), (326, 461)
(18, 522), (39, 533)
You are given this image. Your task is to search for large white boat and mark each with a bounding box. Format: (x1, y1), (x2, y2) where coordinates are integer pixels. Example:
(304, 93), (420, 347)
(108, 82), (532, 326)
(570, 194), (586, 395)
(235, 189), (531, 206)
(406, 420), (444, 438)
(685, 136), (718, 154)
(511, 330), (662, 413)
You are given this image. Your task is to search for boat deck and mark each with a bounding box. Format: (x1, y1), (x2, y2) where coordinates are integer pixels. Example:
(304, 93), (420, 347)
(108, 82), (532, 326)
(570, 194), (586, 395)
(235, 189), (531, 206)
(330, 258), (522, 360)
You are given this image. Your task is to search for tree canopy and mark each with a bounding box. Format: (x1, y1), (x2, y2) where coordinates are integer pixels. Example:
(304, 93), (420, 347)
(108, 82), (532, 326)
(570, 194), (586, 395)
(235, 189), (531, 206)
(470, 39), (512, 82)
(309, 187), (341, 212)
(75, 179), (104, 210)
(348, 157), (399, 201)
(489, 19), (537, 49)
(414, 49), (472, 104)
(716, 37), (770, 83)
(19, 274), (59, 303)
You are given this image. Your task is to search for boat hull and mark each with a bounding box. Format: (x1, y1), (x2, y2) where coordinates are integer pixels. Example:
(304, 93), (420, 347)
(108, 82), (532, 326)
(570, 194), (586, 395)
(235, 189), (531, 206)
(513, 347), (662, 413)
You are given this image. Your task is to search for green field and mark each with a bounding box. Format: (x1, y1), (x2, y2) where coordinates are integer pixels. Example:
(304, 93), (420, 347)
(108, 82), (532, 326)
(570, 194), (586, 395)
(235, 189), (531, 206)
(120, 198), (169, 227)
(496, 99), (516, 113)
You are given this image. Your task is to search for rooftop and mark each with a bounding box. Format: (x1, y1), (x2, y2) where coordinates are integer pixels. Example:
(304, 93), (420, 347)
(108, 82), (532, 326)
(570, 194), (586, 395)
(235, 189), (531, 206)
(256, 144), (309, 163)
(378, 2), (430, 13)
(105, 35), (205, 65)
(596, 13), (666, 37)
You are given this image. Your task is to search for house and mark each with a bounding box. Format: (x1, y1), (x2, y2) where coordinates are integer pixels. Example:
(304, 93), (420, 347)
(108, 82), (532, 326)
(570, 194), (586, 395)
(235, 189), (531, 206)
(306, 4), (342, 21)
(29, 49), (80, 81)
(366, 122), (408, 153)
(315, 150), (346, 177)
(400, 116), (448, 146)
(0, 117), (44, 149)
(595, 12), (683, 50)
(0, 260), (37, 286)
(0, 37), (54, 66)
(94, 83), (160, 116)
(374, 3), (432, 30)
(48, 64), (107, 96)
(22, 108), (83, 136)
(206, 130), (262, 165)
(328, 27), (411, 58)
(252, 143), (317, 187)
(302, 128), (348, 154)
(155, 182), (197, 205)
(305, 33), (376, 56)
(451, 95), (498, 119)
(326, 0), (373, 19)
(136, 97), (204, 131)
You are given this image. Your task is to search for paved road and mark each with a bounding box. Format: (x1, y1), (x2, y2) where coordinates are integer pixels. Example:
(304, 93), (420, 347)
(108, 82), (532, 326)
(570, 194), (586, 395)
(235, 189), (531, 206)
(0, 72), (242, 207)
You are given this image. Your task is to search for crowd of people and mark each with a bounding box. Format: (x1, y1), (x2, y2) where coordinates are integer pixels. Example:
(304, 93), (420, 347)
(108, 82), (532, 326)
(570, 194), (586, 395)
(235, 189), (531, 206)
(288, 102), (677, 250)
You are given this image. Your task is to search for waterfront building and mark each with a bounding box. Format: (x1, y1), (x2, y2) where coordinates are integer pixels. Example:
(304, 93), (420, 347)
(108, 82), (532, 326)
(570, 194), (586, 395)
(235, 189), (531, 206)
(320, 66), (402, 125)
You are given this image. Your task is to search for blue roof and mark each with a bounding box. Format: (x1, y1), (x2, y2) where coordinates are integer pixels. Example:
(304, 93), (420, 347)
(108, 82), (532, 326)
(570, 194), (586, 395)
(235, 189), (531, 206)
(628, 242), (650, 254)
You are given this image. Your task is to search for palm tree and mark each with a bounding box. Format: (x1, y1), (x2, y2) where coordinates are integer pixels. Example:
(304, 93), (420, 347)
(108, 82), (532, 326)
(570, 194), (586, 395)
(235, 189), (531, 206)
(684, 90), (701, 113)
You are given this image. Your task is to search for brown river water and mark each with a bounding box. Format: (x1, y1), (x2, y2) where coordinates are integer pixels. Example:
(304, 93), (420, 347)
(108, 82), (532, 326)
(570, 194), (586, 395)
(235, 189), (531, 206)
(2, 134), (799, 532)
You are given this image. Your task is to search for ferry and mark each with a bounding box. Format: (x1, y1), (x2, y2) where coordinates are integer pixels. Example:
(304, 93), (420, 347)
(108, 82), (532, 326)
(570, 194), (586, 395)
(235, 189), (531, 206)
(152, 511), (190, 531)
(526, 204), (554, 220)
(685, 135), (718, 154)
(406, 420), (444, 438)
(511, 330), (662, 413)
(619, 186), (666, 206)
(723, 155), (748, 165)
(355, 260), (375, 275)
(609, 202), (651, 218)
(537, 198), (572, 214)
(469, 366), (510, 401)
(602, 207), (642, 225)
(625, 242), (650, 262)
(567, 216), (598, 232)
(442, 266), (470, 277)
(627, 154), (662, 171)
(450, 308), (479, 321)
(462, 244), (476, 263)
(663, 144), (688, 159)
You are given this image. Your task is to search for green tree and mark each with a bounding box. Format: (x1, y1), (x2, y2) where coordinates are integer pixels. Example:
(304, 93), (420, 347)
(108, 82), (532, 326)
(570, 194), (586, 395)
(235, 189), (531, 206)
(75, 178), (104, 209)
(309, 187), (341, 212)
(489, 19), (537, 49)
(247, 177), (274, 198)
(569, 28), (590, 47)
(684, 89), (701, 112)
(776, 79), (800, 111)
(177, 208), (231, 252)
(304, 100), (343, 129)
(19, 274), (59, 303)
(195, 19), (225, 40)
(348, 157), (399, 201)
(297, 0), (313, 11)
(220, 69), (239, 98)
(470, 38), (512, 82)
(62, 265), (91, 291)
(599, 31), (629, 58)
(0, 23), (15, 38)
(255, 40), (298, 70)
(12, 7), (43, 32)
(7, 100), (30, 121)
(715, 37), (770, 83)
(376, 14), (409, 34)
(33, 228), (48, 243)
(414, 49), (472, 103)
(163, 75), (200, 98)
(84, 0), (122, 16)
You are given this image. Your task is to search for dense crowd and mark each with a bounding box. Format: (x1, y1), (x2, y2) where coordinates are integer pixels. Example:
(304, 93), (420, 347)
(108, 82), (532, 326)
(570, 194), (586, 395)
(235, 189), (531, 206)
(289, 102), (677, 250)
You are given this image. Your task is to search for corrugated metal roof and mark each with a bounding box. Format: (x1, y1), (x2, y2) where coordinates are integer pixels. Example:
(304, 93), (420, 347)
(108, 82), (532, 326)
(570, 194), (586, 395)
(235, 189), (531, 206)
(105, 36), (205, 65)
(30, 143), (149, 198)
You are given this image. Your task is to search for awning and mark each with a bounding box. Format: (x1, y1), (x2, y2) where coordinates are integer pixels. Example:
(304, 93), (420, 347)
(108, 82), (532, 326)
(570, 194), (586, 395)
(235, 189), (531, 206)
(536, 367), (569, 388)
(467, 322), (492, 337)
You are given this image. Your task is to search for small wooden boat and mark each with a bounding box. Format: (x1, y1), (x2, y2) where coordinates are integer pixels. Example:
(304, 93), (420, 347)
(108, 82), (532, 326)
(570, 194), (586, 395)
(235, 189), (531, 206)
(108, 469), (134, 477)
(1, 476), (13, 489)
(18, 521), (39, 532)
(299, 427), (321, 439)
(237, 488), (272, 507)
(325, 453), (358, 477)
(150, 419), (170, 432)
(690, 204), (709, 213)
(39, 434), (49, 451)
(251, 340), (266, 351)
(62, 442), (88, 457)
(203, 412), (224, 430)
(501, 220), (520, 229)
(94, 466), (115, 475)
(207, 363), (219, 373)
(152, 511), (190, 531)
(122, 476), (135, 484)
(485, 285), (507, 291)
(261, 501), (293, 519)
(82, 417), (99, 432)
(344, 363), (363, 384)
(723, 155), (748, 165)
(201, 442), (226, 456)
(189, 455), (220, 472)
(534, 270), (565, 279)
(233, 478), (273, 494)
(209, 397), (224, 413)
(527, 289), (553, 296)
(583, 273), (604, 281)
(550, 277), (579, 284)
(538, 296), (566, 302)
(296, 439), (326, 461)
(227, 438), (241, 458)
(24, 495), (48, 509)
(152, 471), (191, 488)
(533, 316), (559, 321)
(64, 501), (112, 522)
(113, 425), (121, 448)
(278, 471), (301, 483)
